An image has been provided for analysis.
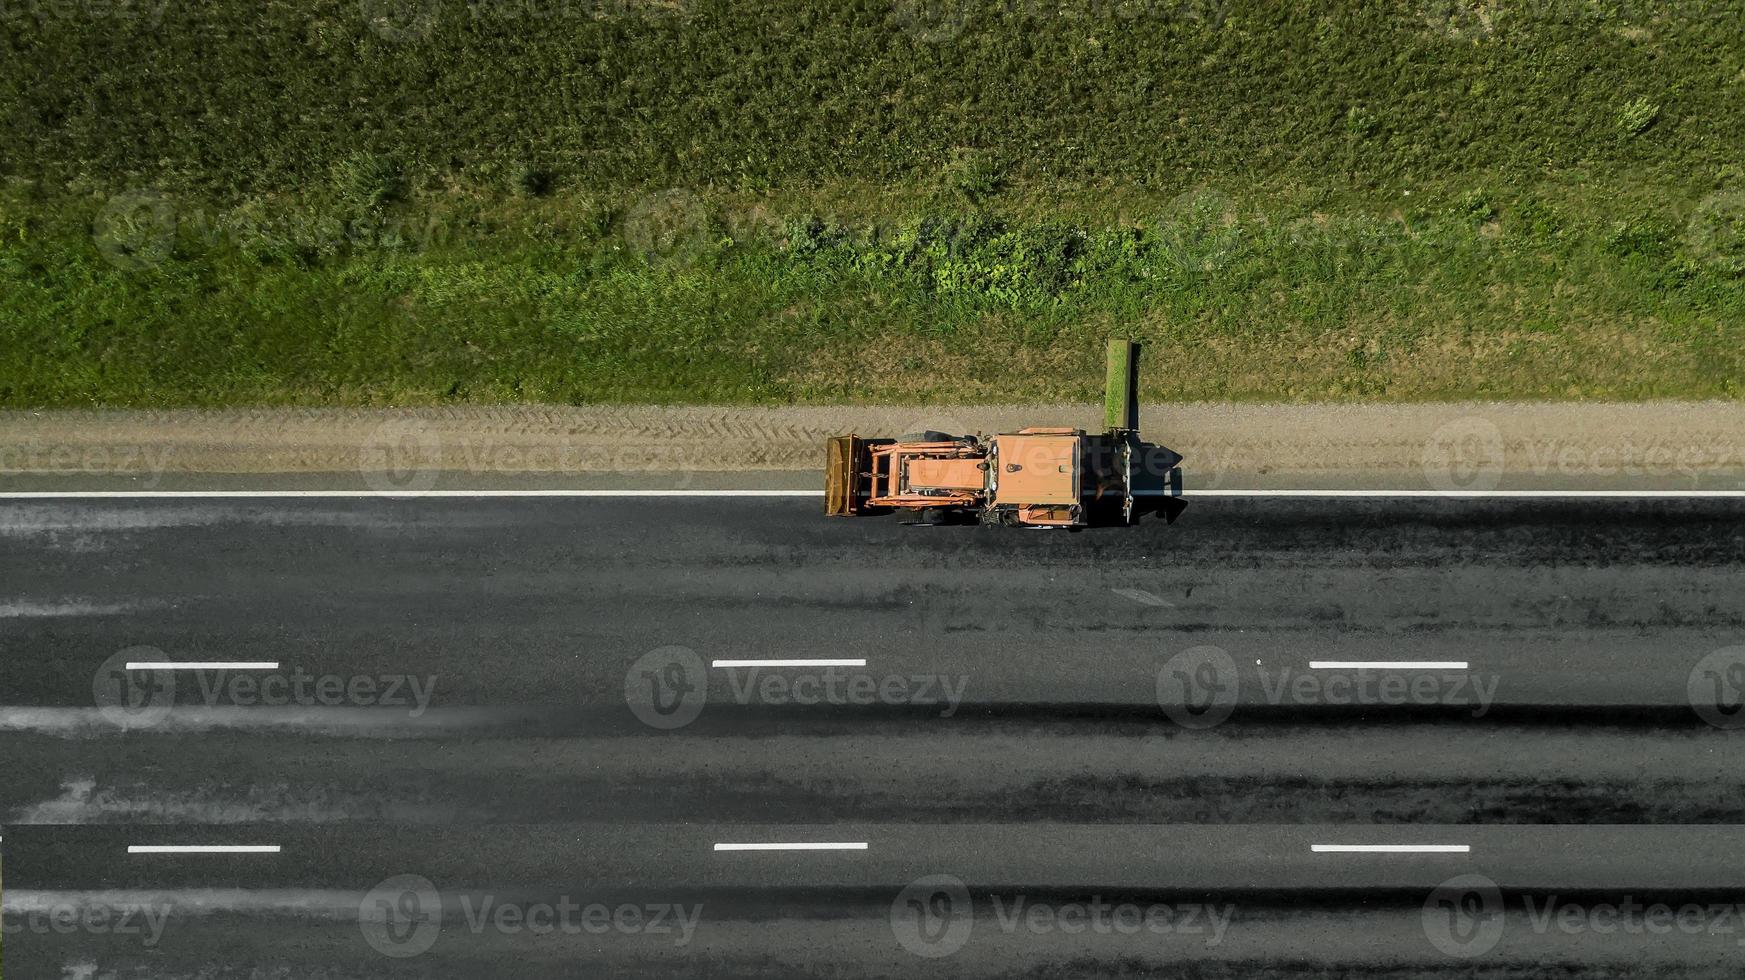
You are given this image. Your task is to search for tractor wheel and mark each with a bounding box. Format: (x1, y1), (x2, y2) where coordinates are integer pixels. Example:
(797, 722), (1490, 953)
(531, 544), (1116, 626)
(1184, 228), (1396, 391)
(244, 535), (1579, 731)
(899, 430), (958, 443)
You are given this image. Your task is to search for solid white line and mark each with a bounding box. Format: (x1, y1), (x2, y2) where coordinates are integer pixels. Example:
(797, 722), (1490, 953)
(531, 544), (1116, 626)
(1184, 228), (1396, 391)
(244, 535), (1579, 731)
(127, 845), (282, 854)
(1312, 844), (1471, 854)
(126, 662), (279, 671)
(1, 489), (1744, 499)
(713, 842), (869, 852)
(0, 490), (820, 499)
(711, 659), (867, 668)
(1310, 661), (1468, 670)
(1180, 489), (1745, 498)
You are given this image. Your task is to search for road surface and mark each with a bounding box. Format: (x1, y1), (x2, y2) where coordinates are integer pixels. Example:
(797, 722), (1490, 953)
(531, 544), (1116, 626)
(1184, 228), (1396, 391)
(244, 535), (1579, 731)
(4, 494), (1745, 976)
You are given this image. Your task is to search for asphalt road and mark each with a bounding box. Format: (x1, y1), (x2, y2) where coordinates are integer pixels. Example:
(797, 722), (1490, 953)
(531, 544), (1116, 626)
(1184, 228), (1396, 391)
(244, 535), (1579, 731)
(5, 494), (1745, 977)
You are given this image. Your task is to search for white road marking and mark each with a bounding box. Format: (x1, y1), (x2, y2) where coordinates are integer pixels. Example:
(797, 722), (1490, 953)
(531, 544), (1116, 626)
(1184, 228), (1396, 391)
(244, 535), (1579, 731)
(127, 845), (282, 854)
(1, 489), (1744, 499)
(1312, 844), (1471, 854)
(125, 662), (280, 671)
(711, 659), (867, 668)
(1176, 490), (1745, 498)
(0, 490), (820, 499)
(1310, 661), (1468, 670)
(713, 842), (869, 852)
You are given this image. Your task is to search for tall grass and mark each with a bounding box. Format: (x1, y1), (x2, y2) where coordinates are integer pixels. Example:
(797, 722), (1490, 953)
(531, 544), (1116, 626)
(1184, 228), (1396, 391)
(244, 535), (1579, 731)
(3, 1), (1742, 197)
(3, 1), (1743, 405)
(3, 181), (1741, 406)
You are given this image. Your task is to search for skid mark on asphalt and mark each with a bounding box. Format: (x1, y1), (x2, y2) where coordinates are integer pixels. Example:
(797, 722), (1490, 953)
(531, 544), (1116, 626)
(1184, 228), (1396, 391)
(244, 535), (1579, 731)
(0, 598), (158, 618)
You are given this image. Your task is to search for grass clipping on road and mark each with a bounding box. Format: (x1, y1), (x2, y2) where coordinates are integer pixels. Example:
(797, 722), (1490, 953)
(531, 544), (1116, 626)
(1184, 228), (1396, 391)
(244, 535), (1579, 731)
(3, 1), (1745, 406)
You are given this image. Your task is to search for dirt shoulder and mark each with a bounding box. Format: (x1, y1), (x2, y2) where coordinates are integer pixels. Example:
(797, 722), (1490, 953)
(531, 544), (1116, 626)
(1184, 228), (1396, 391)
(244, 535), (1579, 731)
(1, 403), (1743, 490)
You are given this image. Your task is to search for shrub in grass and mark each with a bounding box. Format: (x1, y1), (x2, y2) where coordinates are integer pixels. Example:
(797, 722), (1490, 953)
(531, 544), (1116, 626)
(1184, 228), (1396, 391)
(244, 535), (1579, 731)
(1617, 97), (1660, 138)
(331, 152), (406, 212)
(943, 150), (1007, 207)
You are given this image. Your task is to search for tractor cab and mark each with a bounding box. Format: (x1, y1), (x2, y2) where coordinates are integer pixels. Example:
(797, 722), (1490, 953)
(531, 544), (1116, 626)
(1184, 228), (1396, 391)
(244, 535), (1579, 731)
(989, 429), (1083, 526)
(984, 427), (1139, 527)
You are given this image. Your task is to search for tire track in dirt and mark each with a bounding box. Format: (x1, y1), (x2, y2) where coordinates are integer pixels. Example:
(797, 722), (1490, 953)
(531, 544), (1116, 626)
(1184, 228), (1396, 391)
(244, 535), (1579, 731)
(1, 403), (1743, 487)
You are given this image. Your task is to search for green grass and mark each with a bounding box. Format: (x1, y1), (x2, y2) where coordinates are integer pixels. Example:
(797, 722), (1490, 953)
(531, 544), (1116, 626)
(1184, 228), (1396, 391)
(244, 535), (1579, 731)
(2, 0), (1744, 406)
(8, 0), (1743, 195)
(4, 178), (1743, 406)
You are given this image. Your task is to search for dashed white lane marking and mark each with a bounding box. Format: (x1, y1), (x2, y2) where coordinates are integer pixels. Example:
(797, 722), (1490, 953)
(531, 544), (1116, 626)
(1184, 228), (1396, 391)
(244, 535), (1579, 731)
(711, 659), (868, 668)
(2, 489), (1744, 499)
(127, 845), (282, 854)
(125, 662), (280, 671)
(1310, 661), (1469, 670)
(713, 842), (869, 852)
(1311, 844), (1471, 854)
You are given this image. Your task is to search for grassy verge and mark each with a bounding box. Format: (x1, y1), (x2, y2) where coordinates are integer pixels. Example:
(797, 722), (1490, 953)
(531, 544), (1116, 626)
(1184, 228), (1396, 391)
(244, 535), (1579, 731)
(3, 177), (1743, 407)
(3, 1), (1744, 406)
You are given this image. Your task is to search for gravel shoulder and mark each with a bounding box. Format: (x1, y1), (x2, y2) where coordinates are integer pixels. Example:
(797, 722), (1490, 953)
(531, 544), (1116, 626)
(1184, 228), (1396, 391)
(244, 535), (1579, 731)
(1, 402), (1743, 490)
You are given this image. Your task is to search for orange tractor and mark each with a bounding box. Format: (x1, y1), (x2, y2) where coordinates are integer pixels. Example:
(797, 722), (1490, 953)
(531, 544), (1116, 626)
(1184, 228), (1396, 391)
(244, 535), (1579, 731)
(826, 341), (1179, 528)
